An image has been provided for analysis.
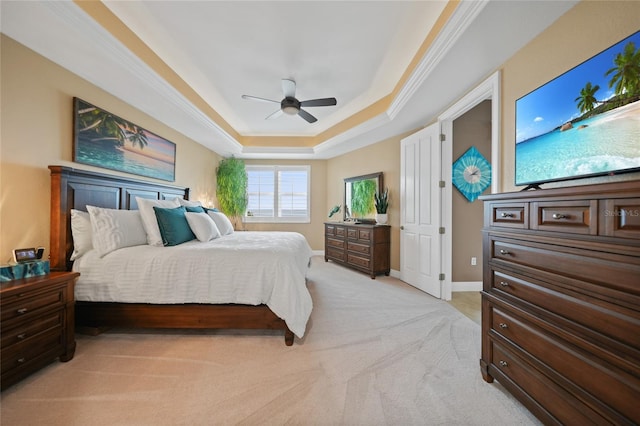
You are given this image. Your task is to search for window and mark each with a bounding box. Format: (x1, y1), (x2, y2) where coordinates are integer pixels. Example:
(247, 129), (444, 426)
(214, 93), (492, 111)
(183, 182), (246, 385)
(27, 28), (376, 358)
(245, 165), (310, 223)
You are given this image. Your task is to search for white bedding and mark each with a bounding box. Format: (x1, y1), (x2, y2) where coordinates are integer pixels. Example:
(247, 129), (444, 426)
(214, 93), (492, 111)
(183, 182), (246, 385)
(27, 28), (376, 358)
(72, 231), (313, 338)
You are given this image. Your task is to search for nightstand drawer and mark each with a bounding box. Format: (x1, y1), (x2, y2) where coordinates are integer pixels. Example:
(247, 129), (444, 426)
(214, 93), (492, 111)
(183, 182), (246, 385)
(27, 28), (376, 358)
(1, 287), (66, 322)
(1, 328), (63, 372)
(1, 310), (64, 348)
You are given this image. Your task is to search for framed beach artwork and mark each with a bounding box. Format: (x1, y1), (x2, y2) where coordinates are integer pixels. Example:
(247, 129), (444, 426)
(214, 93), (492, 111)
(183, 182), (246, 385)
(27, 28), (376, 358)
(73, 98), (176, 182)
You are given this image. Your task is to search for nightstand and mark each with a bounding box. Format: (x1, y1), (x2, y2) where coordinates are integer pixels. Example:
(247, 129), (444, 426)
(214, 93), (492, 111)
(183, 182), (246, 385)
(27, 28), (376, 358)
(1, 271), (79, 390)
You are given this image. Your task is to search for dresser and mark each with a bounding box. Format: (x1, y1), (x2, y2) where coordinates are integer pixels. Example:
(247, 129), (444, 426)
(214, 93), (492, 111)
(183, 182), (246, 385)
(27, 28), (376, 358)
(1, 271), (78, 390)
(325, 222), (390, 278)
(479, 181), (640, 425)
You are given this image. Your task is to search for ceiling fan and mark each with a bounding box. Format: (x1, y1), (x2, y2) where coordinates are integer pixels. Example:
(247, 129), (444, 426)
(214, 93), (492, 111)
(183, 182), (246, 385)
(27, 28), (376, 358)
(241, 79), (337, 123)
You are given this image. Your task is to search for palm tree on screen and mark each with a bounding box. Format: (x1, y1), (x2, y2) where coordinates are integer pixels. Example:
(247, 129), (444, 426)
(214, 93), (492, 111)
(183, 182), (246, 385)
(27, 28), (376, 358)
(605, 41), (640, 98)
(575, 82), (601, 113)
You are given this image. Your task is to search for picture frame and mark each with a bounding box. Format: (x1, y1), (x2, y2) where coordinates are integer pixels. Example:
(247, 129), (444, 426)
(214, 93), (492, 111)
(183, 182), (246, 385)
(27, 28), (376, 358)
(73, 97), (176, 182)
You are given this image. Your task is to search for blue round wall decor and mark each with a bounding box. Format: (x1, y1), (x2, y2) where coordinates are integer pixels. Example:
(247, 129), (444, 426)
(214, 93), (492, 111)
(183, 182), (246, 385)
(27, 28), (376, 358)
(452, 146), (491, 202)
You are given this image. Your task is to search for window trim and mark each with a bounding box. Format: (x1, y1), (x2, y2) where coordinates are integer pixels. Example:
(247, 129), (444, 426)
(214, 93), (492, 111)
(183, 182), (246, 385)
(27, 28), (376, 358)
(244, 165), (311, 224)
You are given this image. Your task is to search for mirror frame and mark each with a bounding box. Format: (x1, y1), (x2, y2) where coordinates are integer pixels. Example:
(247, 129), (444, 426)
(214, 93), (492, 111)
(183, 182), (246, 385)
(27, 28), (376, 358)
(343, 172), (384, 222)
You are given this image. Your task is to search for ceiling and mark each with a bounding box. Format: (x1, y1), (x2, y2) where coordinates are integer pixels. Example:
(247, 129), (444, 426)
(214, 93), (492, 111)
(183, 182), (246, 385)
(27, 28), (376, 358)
(1, 1), (577, 159)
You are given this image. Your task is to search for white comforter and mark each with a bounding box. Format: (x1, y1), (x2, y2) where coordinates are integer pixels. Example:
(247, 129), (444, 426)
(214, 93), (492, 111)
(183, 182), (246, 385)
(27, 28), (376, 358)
(72, 231), (313, 338)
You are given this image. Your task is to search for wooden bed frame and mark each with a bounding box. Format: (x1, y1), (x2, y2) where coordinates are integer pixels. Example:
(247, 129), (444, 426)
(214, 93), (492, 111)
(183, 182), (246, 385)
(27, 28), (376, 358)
(49, 165), (295, 345)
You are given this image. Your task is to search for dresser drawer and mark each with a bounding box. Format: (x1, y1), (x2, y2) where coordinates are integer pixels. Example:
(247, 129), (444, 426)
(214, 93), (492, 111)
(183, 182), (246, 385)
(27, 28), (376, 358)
(1, 287), (66, 323)
(347, 253), (370, 269)
(325, 224), (346, 237)
(601, 198), (640, 239)
(531, 200), (597, 235)
(1, 310), (64, 348)
(491, 238), (640, 294)
(490, 340), (609, 425)
(347, 241), (370, 256)
(491, 307), (640, 422)
(491, 270), (640, 351)
(326, 247), (345, 261)
(489, 203), (528, 229)
(326, 237), (345, 250)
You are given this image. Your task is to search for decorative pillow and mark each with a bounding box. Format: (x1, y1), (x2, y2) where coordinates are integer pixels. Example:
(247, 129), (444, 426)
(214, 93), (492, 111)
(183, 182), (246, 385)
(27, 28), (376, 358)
(70, 209), (93, 260)
(185, 212), (221, 242)
(86, 206), (147, 257)
(185, 205), (205, 213)
(207, 211), (234, 236)
(136, 197), (180, 246)
(178, 198), (202, 208)
(153, 206), (195, 246)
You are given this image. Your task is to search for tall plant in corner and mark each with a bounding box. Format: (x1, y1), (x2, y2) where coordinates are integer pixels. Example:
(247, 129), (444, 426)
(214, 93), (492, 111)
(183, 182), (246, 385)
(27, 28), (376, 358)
(216, 157), (248, 230)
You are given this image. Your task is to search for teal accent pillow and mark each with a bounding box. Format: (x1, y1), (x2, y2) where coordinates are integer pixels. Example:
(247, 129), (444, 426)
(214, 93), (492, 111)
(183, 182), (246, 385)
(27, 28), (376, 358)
(185, 206), (205, 213)
(203, 207), (220, 213)
(153, 206), (195, 246)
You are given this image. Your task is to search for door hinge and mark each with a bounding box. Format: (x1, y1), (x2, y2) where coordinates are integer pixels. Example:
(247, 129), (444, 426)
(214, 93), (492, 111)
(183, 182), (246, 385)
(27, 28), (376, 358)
(440, 133), (446, 142)
(439, 180), (446, 188)
(439, 273), (445, 281)
(439, 227), (445, 234)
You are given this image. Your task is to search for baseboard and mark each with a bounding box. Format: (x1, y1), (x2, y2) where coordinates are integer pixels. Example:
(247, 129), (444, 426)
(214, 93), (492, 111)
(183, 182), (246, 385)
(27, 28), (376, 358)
(452, 281), (482, 292)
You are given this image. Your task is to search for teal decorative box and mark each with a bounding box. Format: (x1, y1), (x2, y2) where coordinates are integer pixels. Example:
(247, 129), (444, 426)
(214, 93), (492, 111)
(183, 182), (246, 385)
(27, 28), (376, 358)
(0, 260), (50, 282)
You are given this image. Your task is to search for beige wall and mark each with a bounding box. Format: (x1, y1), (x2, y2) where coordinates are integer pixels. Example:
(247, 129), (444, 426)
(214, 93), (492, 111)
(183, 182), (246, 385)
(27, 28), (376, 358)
(0, 35), (221, 262)
(500, 0), (640, 191)
(326, 130), (415, 272)
(452, 100), (491, 282)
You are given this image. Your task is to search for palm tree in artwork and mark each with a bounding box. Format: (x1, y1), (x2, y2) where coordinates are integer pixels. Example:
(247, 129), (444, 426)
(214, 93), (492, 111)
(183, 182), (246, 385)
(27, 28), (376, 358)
(77, 102), (149, 149)
(605, 41), (640, 99)
(575, 82), (601, 114)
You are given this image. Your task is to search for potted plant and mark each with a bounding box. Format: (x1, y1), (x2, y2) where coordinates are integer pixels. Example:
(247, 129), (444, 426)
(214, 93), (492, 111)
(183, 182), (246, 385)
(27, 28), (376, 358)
(216, 156), (248, 230)
(374, 188), (389, 224)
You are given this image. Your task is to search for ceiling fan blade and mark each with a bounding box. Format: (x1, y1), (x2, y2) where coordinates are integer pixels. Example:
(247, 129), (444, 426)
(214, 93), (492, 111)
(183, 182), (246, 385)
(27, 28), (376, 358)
(282, 79), (296, 98)
(241, 94), (279, 104)
(300, 97), (337, 108)
(265, 109), (284, 120)
(298, 109), (317, 123)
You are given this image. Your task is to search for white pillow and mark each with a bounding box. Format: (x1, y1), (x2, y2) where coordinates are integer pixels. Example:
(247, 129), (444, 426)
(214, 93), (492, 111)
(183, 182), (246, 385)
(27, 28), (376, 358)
(207, 211), (234, 236)
(178, 198), (203, 208)
(135, 197), (180, 246)
(185, 212), (221, 242)
(70, 209), (93, 260)
(86, 206), (147, 257)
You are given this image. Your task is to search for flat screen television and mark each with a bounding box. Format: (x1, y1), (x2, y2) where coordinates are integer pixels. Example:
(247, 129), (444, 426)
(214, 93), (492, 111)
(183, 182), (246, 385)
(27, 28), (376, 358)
(515, 30), (640, 189)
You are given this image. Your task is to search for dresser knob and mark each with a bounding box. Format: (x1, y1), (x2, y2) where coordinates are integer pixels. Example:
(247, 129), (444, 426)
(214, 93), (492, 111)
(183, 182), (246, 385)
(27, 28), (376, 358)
(499, 249), (510, 255)
(501, 212), (514, 218)
(16, 308), (28, 314)
(552, 213), (568, 219)
(17, 333), (26, 340)
(499, 281), (509, 287)
(499, 360), (508, 367)
(499, 323), (509, 329)
(17, 358), (26, 364)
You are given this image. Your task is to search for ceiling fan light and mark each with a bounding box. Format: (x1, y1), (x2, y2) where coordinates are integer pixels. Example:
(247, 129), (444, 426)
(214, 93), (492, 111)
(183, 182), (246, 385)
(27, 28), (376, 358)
(282, 105), (299, 115)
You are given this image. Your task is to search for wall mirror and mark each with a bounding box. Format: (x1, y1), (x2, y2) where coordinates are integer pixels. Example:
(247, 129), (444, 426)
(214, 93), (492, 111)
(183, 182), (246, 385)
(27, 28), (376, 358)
(344, 172), (383, 222)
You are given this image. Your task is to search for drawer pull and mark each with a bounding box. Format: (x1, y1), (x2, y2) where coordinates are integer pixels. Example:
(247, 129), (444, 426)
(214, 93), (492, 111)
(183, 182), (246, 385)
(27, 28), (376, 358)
(16, 308), (28, 314)
(499, 281), (509, 287)
(499, 249), (510, 255)
(552, 213), (568, 219)
(17, 333), (27, 340)
(500, 212), (514, 218)
(499, 360), (508, 367)
(17, 357), (26, 364)
(499, 323), (509, 329)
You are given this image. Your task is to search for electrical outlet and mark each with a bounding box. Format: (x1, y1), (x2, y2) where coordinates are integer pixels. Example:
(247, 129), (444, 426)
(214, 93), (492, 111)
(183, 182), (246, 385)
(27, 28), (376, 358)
(471, 257), (477, 266)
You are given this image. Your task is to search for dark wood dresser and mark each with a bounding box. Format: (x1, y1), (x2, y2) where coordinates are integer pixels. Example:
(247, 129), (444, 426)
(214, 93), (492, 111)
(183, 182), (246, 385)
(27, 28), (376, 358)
(479, 181), (640, 424)
(325, 222), (390, 278)
(1, 271), (78, 390)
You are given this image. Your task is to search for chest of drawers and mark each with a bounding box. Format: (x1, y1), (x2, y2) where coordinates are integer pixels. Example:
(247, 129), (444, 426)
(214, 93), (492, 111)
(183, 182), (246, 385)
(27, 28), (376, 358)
(480, 181), (640, 424)
(325, 222), (390, 278)
(1, 271), (79, 390)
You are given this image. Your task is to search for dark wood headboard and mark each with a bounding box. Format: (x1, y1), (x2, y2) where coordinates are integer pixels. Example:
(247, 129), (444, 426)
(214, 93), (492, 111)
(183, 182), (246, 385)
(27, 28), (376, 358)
(49, 165), (189, 272)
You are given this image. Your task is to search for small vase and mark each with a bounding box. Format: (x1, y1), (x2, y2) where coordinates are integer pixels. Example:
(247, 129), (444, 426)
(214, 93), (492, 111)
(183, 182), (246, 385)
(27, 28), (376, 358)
(375, 213), (388, 224)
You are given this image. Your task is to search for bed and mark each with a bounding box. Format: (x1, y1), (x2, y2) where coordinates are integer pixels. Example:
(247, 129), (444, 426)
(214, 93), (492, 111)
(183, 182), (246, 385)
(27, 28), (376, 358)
(49, 165), (312, 345)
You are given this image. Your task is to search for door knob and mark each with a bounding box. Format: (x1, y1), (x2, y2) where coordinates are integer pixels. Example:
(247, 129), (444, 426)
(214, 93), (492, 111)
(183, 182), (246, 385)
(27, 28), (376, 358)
(400, 226), (404, 230)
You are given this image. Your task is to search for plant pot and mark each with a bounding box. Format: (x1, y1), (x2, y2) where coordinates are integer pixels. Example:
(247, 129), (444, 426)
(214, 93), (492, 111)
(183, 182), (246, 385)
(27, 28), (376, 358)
(375, 213), (388, 224)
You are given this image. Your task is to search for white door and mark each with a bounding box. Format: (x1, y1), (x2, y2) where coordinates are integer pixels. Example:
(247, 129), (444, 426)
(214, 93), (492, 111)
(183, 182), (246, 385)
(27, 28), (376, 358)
(400, 123), (442, 298)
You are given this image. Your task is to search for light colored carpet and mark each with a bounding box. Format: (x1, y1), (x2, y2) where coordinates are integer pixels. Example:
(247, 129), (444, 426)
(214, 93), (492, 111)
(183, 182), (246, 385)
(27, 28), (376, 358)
(1, 256), (540, 425)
